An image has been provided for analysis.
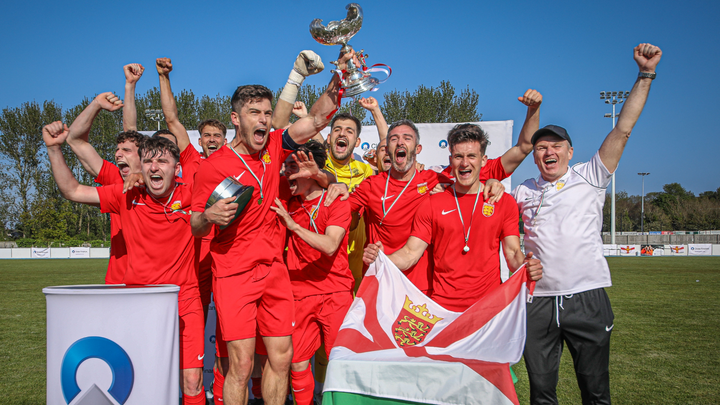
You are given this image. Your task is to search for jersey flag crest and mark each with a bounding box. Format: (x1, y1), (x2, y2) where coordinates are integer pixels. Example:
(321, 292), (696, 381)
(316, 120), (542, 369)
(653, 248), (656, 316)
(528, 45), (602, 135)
(322, 252), (535, 405)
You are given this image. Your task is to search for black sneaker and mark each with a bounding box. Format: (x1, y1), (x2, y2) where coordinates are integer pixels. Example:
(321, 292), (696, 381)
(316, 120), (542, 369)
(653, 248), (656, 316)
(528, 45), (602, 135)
(248, 399), (265, 405)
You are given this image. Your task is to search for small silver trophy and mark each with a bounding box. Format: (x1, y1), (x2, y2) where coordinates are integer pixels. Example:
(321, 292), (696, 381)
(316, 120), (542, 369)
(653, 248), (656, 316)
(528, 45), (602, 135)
(310, 3), (391, 98)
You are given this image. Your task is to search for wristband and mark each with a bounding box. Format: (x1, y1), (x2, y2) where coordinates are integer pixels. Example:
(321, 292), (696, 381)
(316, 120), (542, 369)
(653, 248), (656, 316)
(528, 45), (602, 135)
(638, 71), (656, 80)
(279, 69), (305, 104)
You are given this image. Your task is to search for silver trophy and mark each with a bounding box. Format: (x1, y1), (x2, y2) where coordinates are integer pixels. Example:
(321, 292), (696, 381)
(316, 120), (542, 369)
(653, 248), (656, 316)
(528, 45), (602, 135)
(310, 3), (390, 98)
(206, 176), (254, 229)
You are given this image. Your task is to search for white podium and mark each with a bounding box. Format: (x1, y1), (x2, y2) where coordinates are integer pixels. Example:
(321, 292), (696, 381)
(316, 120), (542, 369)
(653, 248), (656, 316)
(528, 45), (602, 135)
(44, 285), (179, 405)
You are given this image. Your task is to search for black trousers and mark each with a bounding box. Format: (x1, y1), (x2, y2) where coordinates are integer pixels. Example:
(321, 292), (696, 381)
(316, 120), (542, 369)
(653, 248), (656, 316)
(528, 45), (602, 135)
(523, 288), (614, 405)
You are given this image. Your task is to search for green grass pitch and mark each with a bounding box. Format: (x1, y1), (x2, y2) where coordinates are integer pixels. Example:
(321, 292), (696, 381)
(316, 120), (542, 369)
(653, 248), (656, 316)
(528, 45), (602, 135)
(0, 257), (718, 404)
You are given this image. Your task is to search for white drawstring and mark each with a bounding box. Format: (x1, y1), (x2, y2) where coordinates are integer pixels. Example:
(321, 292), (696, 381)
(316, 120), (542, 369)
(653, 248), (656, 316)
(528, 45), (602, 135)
(555, 294), (574, 327)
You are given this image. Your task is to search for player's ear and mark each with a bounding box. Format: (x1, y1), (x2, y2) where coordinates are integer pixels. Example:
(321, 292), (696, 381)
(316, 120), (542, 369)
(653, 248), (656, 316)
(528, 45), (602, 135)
(175, 161), (181, 176)
(481, 155), (488, 168)
(354, 137), (361, 148)
(568, 146), (574, 160)
(416, 144), (422, 155)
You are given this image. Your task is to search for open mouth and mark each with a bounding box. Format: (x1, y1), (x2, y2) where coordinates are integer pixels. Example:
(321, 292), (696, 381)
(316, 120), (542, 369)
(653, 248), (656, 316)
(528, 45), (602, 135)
(288, 179), (298, 195)
(149, 174), (163, 189)
(544, 157), (558, 169)
(207, 144), (218, 151)
(458, 168), (472, 179)
(117, 162), (131, 176)
(394, 148), (407, 166)
(334, 136), (350, 155)
(253, 129), (267, 144)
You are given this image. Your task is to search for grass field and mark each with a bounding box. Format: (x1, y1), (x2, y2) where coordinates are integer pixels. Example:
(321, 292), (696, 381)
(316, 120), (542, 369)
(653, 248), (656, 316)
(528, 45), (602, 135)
(1, 257), (719, 404)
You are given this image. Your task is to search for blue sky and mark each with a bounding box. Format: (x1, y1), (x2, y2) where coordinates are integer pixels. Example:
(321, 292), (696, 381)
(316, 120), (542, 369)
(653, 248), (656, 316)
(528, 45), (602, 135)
(1, 0), (718, 196)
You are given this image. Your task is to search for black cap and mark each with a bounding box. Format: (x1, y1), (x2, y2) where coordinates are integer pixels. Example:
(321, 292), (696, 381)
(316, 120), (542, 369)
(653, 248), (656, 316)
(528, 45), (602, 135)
(531, 125), (572, 146)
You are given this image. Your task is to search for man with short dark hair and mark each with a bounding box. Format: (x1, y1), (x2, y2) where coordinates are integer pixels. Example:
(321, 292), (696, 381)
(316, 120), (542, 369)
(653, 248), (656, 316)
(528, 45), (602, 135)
(198, 119), (228, 157)
(44, 123), (206, 404)
(364, 123), (543, 312)
(512, 43), (662, 405)
(190, 51), (352, 405)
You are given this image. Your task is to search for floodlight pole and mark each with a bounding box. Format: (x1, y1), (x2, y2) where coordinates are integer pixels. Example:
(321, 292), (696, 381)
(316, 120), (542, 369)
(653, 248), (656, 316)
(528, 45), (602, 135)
(145, 109), (164, 131)
(600, 91), (629, 244)
(638, 172), (650, 234)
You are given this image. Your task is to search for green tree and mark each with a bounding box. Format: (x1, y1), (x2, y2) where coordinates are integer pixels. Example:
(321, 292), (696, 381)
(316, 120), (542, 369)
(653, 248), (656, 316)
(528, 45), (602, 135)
(381, 80), (480, 124)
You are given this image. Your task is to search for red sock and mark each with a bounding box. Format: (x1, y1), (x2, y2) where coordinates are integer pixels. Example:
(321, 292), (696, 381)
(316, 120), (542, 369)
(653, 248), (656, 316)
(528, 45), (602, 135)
(251, 376), (263, 399)
(183, 390), (206, 405)
(213, 368), (225, 404)
(291, 367), (315, 405)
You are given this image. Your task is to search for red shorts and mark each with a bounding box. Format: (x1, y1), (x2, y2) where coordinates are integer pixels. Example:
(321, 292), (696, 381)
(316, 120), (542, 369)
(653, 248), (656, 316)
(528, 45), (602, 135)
(214, 261), (295, 341)
(179, 296), (205, 369)
(291, 291), (353, 363)
(198, 239), (213, 306)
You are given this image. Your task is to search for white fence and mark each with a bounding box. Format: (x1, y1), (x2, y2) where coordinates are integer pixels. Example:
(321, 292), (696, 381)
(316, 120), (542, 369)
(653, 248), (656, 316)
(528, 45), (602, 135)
(603, 244), (720, 256)
(0, 247), (110, 259)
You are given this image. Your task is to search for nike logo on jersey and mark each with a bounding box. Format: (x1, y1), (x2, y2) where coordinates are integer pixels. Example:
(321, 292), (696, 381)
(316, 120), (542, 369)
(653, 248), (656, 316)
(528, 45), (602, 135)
(131, 199), (146, 206)
(441, 209), (456, 215)
(233, 172), (245, 182)
(198, 354), (205, 361)
(380, 195), (395, 202)
(292, 321), (296, 327)
(606, 324), (614, 332)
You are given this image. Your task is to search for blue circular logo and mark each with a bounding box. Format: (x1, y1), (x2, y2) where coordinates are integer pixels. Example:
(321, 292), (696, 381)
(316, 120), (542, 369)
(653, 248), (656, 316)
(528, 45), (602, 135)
(361, 142), (370, 150)
(61, 336), (134, 404)
(439, 140), (448, 149)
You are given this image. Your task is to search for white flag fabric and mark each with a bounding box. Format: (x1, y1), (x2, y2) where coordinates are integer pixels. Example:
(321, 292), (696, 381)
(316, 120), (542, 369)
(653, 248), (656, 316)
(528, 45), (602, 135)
(323, 252), (535, 405)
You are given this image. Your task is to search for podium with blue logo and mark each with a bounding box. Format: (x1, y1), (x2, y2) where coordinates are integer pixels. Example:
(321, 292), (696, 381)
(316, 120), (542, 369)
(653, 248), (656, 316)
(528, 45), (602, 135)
(44, 285), (180, 405)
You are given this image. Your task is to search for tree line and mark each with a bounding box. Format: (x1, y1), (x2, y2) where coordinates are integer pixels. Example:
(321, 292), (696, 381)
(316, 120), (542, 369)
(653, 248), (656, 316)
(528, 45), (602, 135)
(0, 81), (480, 246)
(601, 183), (720, 232)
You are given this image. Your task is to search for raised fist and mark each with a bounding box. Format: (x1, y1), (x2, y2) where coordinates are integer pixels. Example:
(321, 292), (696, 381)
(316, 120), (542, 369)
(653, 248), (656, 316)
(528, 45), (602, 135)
(43, 121), (69, 147)
(123, 63), (144, 84)
(292, 101), (308, 119)
(358, 97), (379, 111)
(294, 50), (324, 77)
(95, 92), (123, 112)
(518, 89), (542, 108)
(634, 43), (662, 73)
(156, 57), (173, 75)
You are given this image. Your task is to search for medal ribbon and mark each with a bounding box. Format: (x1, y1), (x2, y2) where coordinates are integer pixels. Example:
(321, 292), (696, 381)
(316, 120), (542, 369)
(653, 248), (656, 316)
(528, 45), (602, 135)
(301, 190), (325, 234)
(380, 170), (416, 226)
(453, 184), (481, 252)
(228, 145), (266, 204)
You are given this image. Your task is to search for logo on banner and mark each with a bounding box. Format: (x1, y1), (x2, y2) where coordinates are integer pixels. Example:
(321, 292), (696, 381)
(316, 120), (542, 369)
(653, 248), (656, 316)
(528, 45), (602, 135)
(620, 246), (635, 254)
(482, 203), (494, 217)
(61, 336), (134, 404)
(361, 142), (370, 150)
(438, 140), (448, 149)
(671, 246), (684, 253)
(417, 182), (428, 195)
(393, 296), (444, 347)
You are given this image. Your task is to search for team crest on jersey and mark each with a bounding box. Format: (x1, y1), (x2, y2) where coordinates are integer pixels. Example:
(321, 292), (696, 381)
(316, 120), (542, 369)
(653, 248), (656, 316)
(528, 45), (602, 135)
(482, 202), (494, 217)
(393, 296), (443, 347)
(261, 150), (271, 164)
(556, 180), (566, 190)
(417, 182), (428, 195)
(171, 201), (182, 211)
(311, 206), (319, 220)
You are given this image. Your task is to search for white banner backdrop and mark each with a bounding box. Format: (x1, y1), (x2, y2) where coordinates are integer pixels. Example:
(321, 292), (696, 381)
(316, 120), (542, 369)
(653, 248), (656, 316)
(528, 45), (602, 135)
(688, 244), (712, 256)
(32, 247), (50, 258)
(44, 285), (179, 405)
(603, 244), (618, 256)
(70, 247), (90, 259)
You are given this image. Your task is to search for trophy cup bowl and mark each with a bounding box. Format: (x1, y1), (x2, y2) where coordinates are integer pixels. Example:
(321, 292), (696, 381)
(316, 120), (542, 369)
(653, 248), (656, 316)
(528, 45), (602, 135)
(309, 3), (390, 98)
(309, 3), (363, 53)
(206, 176), (255, 229)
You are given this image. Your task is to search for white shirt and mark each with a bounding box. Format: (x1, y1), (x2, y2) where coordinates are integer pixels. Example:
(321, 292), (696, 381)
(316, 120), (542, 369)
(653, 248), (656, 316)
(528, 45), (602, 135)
(512, 152), (612, 296)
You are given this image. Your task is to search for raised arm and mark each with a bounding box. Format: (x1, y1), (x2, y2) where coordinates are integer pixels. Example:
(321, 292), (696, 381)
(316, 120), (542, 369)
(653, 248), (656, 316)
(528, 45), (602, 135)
(156, 58), (190, 152)
(500, 89), (542, 174)
(122, 63), (144, 131)
(599, 43), (662, 173)
(287, 51), (356, 144)
(43, 122), (100, 206)
(359, 97), (388, 142)
(364, 236), (429, 270)
(272, 50), (325, 130)
(66, 92), (124, 177)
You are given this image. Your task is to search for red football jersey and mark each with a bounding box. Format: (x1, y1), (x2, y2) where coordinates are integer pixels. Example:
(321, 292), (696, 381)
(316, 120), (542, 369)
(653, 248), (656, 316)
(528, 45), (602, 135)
(95, 160), (126, 284)
(410, 187), (519, 312)
(283, 187), (354, 299)
(191, 130), (290, 278)
(97, 182), (200, 301)
(440, 156), (508, 182)
(349, 169), (450, 292)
